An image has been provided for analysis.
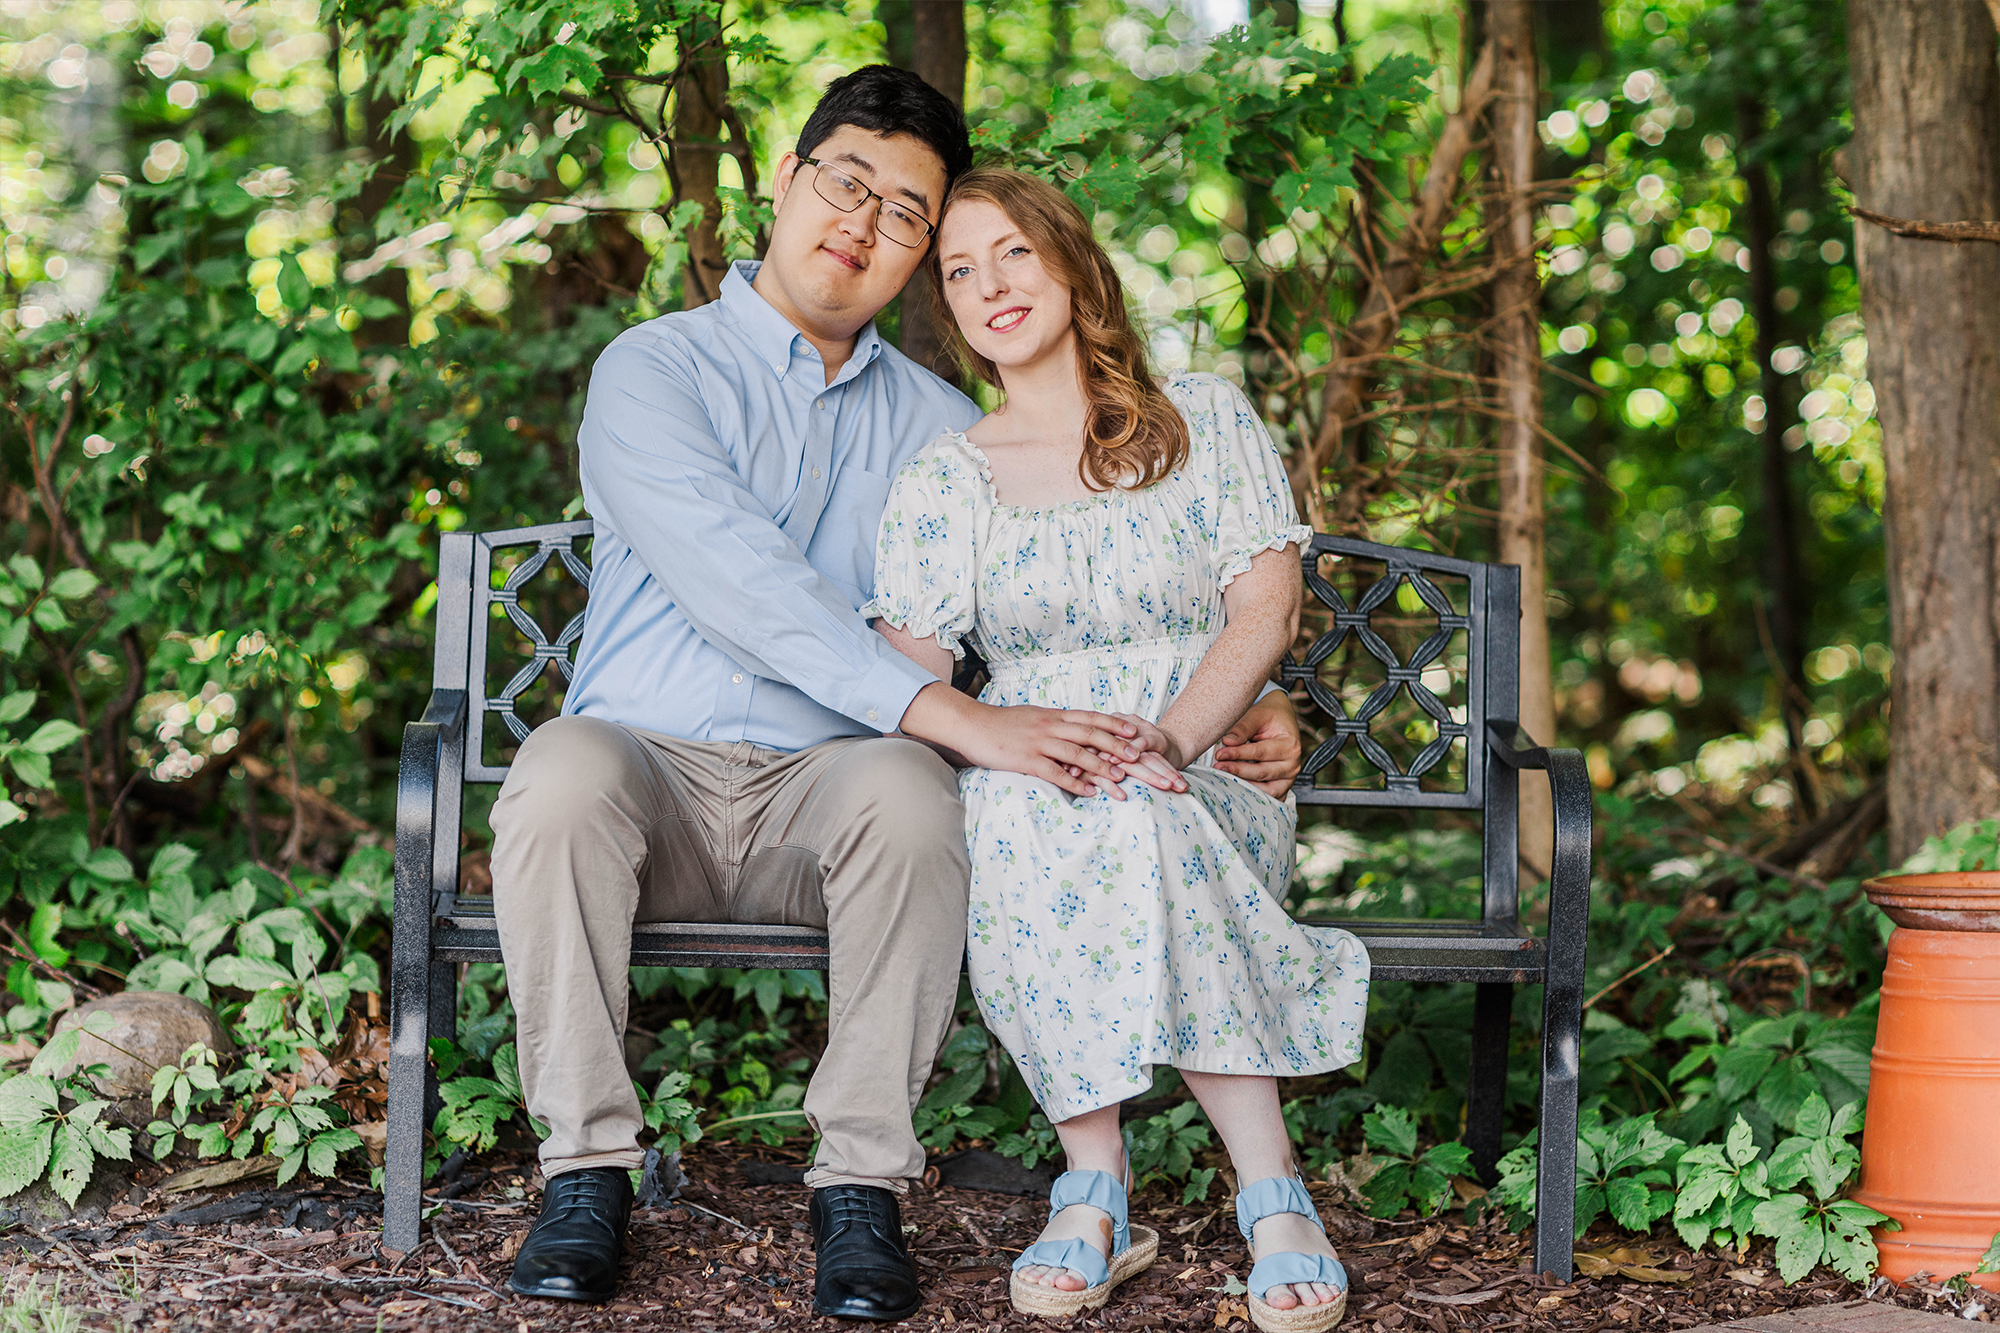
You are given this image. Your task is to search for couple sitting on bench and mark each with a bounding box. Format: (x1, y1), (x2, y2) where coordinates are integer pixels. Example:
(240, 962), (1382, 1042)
(489, 66), (1370, 1330)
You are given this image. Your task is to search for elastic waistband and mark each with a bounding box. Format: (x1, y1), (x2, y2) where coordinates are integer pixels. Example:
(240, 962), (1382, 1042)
(986, 633), (1214, 682)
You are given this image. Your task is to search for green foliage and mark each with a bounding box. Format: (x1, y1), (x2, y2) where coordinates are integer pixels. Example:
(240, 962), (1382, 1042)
(1357, 1105), (1470, 1219)
(1976, 1230), (2000, 1275)
(913, 1023), (1016, 1153)
(995, 1113), (1061, 1172)
(1126, 1101), (1217, 1204)
(0, 1018), (133, 1206)
(1748, 1094), (1891, 1284)
(1900, 820), (2000, 873)
(1672, 1115), (1770, 1254)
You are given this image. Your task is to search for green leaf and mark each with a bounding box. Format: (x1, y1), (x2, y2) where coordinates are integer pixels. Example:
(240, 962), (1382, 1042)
(1041, 84), (1119, 145)
(24, 719), (82, 754)
(1361, 1104), (1418, 1159)
(276, 254), (310, 311)
(9, 748), (53, 789)
(0, 1074), (58, 1127)
(1977, 1228), (2000, 1274)
(45, 568), (97, 600)
(1772, 1214), (1826, 1285)
(0, 1123), (54, 1198)
(80, 846), (134, 881)
(205, 955), (297, 993)
(26, 903), (67, 967)
(47, 1121), (94, 1206)
(0, 691), (34, 724)
(1726, 1115), (1758, 1167)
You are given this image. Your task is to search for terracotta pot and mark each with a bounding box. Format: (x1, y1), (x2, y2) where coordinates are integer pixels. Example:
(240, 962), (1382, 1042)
(1849, 925), (2000, 1290)
(1862, 871), (2000, 933)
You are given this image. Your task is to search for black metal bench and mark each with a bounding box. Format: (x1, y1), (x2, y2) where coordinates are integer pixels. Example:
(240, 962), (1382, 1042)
(384, 519), (1591, 1277)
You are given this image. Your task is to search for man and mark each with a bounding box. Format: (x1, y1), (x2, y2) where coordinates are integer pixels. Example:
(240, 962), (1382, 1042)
(490, 66), (1306, 1321)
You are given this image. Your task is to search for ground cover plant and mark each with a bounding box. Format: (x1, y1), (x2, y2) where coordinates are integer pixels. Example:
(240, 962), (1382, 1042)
(0, 0), (1971, 1305)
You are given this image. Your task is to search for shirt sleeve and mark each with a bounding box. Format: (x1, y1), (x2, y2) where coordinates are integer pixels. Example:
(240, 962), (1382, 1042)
(1183, 374), (1314, 588)
(577, 331), (938, 733)
(861, 438), (981, 661)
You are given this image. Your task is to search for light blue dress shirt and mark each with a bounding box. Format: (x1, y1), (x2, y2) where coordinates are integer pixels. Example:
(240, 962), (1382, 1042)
(565, 260), (984, 751)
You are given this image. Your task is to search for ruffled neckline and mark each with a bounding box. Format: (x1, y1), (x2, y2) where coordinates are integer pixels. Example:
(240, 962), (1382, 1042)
(943, 430), (1159, 519)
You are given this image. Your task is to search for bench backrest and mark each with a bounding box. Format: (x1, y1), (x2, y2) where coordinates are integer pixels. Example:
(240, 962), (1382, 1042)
(427, 521), (1525, 925)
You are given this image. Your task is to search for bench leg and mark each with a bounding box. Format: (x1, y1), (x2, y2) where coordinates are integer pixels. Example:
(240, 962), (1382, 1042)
(425, 959), (458, 1125)
(1533, 981), (1583, 1278)
(383, 962), (430, 1254)
(1465, 982), (1511, 1184)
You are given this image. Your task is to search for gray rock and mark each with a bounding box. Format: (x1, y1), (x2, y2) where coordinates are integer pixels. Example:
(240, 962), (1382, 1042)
(50, 991), (234, 1123)
(0, 1154), (133, 1228)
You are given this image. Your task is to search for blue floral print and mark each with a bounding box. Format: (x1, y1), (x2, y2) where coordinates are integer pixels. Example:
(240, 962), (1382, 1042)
(866, 373), (1371, 1122)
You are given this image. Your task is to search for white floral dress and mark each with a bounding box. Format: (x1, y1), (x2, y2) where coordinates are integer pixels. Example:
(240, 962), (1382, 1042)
(866, 373), (1371, 1122)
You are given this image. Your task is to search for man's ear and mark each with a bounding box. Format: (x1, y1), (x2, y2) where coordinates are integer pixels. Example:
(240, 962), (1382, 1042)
(772, 152), (802, 210)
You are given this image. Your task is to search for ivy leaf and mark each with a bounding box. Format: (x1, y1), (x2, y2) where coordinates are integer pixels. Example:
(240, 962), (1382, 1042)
(0, 1123), (54, 1198)
(47, 1121), (95, 1206)
(1362, 1105), (1418, 1158)
(1977, 1228), (2000, 1274)
(1725, 1115), (1759, 1167)
(1772, 1212), (1826, 1285)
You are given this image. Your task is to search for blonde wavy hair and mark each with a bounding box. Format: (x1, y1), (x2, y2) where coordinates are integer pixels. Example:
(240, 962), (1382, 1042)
(931, 168), (1190, 492)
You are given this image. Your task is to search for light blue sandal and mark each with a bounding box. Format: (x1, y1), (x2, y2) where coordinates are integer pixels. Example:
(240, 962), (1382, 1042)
(1008, 1169), (1160, 1317)
(1236, 1175), (1350, 1332)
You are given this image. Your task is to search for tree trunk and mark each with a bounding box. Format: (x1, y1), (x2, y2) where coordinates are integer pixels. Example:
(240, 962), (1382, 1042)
(1735, 0), (1817, 817)
(893, 0), (965, 383)
(670, 15), (731, 309)
(1848, 0), (2000, 861)
(1486, 0), (1555, 876)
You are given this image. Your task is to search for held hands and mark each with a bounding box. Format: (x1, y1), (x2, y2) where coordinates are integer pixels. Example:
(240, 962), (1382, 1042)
(900, 683), (1159, 800)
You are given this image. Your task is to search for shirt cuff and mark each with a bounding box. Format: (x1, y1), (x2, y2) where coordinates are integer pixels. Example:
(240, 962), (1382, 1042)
(851, 651), (941, 735)
(1257, 679), (1284, 701)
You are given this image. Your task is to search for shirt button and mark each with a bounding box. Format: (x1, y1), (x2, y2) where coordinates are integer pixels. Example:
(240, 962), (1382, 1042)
(866, 710), (879, 722)
(816, 401), (825, 411)
(731, 673), (743, 684)
(812, 467), (822, 479)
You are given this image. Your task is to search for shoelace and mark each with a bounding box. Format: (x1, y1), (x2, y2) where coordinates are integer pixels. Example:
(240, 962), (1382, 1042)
(821, 1190), (899, 1237)
(535, 1173), (623, 1229)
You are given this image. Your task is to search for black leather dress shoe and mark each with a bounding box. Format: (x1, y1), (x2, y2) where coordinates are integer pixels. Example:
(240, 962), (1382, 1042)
(507, 1166), (632, 1303)
(810, 1184), (923, 1321)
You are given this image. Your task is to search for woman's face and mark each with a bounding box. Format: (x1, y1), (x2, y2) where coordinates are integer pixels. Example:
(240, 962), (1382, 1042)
(937, 199), (1075, 373)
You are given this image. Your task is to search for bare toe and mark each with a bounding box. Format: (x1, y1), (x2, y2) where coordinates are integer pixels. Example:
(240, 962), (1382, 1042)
(1263, 1284), (1300, 1310)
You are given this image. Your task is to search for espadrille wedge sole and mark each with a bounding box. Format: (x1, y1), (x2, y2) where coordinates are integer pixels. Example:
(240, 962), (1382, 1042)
(1247, 1284), (1347, 1333)
(1007, 1223), (1158, 1318)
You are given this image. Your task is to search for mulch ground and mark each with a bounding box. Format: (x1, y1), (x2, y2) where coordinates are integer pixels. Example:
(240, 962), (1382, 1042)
(5, 1137), (1993, 1331)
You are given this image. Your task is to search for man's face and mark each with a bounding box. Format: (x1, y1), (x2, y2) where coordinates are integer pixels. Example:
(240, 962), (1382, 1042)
(760, 126), (948, 341)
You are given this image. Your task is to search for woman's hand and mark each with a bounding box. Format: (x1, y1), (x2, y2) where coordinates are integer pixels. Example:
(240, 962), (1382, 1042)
(1064, 714), (1188, 798)
(899, 682), (1148, 799)
(1213, 691), (1304, 799)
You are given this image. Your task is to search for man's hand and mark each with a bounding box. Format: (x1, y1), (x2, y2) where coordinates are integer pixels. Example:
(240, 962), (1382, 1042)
(1214, 690), (1303, 798)
(898, 681), (1159, 799)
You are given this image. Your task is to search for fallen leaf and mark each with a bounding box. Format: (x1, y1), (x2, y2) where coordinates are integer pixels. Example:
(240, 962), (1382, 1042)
(1406, 1223), (1447, 1259)
(1536, 1294), (1569, 1309)
(1577, 1246), (1692, 1284)
(260, 1230), (339, 1255)
(1451, 1177), (1488, 1205)
(1214, 1296), (1248, 1327)
(1727, 1268), (1768, 1286)
(1410, 1289), (1505, 1306)
(157, 1155), (283, 1194)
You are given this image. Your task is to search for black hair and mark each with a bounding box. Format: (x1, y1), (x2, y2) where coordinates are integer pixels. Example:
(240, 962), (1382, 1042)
(795, 65), (974, 193)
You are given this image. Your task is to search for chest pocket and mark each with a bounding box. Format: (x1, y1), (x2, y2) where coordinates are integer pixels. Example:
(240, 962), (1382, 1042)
(811, 463), (894, 608)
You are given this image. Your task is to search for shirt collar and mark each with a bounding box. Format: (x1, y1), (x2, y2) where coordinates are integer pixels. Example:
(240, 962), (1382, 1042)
(721, 259), (885, 385)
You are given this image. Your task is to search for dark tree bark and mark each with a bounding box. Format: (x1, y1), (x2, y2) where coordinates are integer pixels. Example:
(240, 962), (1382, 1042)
(669, 14), (731, 309)
(1486, 0), (1555, 875)
(887, 0), (965, 383)
(1848, 0), (2000, 859)
(1735, 0), (1817, 816)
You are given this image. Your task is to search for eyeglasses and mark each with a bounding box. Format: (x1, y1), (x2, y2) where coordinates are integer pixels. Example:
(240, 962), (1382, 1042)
(800, 158), (934, 249)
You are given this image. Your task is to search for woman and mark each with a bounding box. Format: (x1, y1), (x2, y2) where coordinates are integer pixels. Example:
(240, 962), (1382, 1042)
(866, 169), (1369, 1332)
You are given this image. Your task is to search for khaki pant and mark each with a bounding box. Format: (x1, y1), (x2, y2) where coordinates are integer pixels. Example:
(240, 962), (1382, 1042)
(489, 715), (970, 1192)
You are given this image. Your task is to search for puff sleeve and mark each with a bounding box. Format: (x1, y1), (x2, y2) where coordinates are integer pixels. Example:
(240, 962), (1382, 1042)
(861, 436), (985, 660)
(1174, 374), (1314, 587)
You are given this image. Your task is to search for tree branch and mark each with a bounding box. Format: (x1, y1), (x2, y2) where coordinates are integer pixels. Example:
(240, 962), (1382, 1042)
(1851, 205), (2000, 244)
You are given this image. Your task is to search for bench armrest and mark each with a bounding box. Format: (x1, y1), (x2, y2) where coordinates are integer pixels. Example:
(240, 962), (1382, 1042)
(1486, 719), (1592, 1265)
(392, 690), (467, 995)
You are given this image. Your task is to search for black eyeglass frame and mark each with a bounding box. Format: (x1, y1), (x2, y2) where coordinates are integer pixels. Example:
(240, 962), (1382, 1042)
(798, 157), (936, 248)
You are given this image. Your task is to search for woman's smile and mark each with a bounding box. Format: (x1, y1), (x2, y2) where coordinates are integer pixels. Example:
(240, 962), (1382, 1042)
(987, 306), (1031, 332)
